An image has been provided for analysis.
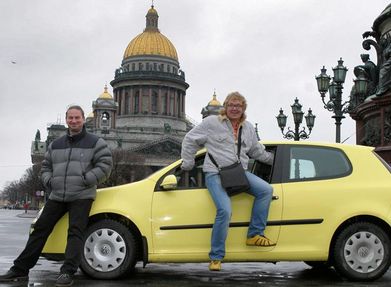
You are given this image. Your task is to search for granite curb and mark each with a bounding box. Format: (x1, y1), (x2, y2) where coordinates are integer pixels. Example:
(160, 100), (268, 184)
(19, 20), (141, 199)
(17, 210), (39, 218)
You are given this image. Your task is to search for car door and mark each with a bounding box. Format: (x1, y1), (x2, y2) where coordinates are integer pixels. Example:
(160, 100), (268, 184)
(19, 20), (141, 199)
(151, 155), (217, 258)
(278, 145), (352, 255)
(150, 147), (283, 259)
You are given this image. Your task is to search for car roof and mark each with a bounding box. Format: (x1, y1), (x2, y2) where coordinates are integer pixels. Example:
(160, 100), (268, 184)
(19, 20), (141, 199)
(261, 140), (375, 151)
(192, 141), (374, 156)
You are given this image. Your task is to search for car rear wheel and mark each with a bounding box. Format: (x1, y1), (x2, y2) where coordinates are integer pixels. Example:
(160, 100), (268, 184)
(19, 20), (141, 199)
(80, 219), (138, 279)
(333, 222), (391, 281)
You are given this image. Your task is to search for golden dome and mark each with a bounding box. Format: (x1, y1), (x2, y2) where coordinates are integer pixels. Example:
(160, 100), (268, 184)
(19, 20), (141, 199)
(124, 32), (178, 60)
(208, 92), (221, 106)
(123, 5), (178, 61)
(147, 6), (158, 15)
(99, 85), (113, 99)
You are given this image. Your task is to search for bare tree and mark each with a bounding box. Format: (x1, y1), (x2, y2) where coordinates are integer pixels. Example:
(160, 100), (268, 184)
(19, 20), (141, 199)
(1, 149), (155, 203)
(103, 148), (152, 187)
(1, 164), (43, 208)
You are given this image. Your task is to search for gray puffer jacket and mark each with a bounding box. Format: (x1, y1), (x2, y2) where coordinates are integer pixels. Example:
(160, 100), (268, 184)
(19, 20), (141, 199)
(181, 115), (273, 173)
(41, 127), (113, 202)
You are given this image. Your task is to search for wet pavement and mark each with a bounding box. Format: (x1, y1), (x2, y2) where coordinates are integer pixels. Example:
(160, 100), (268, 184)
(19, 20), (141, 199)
(1, 209), (391, 286)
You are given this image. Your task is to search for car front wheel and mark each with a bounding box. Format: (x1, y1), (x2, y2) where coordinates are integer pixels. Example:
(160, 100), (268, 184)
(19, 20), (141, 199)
(80, 219), (138, 279)
(333, 222), (391, 281)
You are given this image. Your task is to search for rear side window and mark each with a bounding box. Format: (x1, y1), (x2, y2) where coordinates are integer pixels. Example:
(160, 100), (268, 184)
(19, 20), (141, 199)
(288, 146), (351, 181)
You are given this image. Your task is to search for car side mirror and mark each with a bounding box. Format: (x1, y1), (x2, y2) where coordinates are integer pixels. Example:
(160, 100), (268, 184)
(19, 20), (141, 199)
(160, 174), (178, 190)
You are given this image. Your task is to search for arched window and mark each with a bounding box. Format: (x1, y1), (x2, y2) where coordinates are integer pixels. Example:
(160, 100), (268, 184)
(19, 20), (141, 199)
(152, 90), (158, 114)
(177, 93), (181, 116)
(170, 94), (174, 115)
(142, 94), (149, 114)
(161, 93), (167, 115)
(125, 92), (130, 114)
(134, 91), (139, 114)
(101, 112), (110, 127)
(117, 91), (122, 116)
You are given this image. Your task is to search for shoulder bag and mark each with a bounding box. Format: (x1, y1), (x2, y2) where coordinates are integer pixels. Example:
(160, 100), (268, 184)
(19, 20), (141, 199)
(208, 127), (250, 196)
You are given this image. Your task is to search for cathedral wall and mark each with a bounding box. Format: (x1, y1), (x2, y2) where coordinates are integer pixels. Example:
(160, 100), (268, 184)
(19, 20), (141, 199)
(115, 115), (187, 131)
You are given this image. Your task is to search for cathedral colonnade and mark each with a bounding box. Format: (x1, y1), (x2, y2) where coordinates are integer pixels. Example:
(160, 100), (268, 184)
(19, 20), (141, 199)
(115, 85), (185, 119)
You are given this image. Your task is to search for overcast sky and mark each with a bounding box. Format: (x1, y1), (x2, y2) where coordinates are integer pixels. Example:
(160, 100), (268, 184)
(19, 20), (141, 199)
(0, 0), (389, 190)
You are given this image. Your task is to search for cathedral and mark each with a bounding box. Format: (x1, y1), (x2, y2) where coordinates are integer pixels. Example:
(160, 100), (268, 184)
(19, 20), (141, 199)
(31, 5), (223, 181)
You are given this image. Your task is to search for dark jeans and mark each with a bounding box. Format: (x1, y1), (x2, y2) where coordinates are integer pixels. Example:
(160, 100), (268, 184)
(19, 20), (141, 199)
(12, 199), (93, 275)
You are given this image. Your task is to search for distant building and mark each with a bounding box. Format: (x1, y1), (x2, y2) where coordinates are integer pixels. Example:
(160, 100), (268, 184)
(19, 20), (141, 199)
(201, 91), (223, 118)
(31, 5), (196, 181)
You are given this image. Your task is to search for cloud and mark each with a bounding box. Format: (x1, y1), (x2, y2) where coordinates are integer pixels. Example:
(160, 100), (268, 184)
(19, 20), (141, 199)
(0, 0), (389, 188)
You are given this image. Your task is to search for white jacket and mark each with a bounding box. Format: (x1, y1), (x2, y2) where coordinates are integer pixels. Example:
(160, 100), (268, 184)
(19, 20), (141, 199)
(181, 115), (273, 173)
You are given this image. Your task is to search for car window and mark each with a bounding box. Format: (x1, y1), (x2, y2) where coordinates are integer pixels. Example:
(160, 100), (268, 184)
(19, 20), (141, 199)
(249, 146), (276, 183)
(174, 155), (206, 189)
(288, 146), (351, 181)
(290, 159), (315, 179)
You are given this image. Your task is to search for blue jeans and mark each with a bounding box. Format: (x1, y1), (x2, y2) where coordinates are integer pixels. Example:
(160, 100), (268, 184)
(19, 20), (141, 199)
(205, 171), (273, 260)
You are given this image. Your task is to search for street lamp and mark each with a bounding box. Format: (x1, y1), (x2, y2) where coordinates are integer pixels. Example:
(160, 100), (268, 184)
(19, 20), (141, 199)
(352, 68), (369, 107)
(315, 58), (351, 143)
(276, 98), (316, 141)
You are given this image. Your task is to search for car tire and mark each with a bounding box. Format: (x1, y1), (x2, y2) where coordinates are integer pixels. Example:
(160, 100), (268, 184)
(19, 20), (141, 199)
(80, 219), (138, 279)
(333, 221), (391, 281)
(304, 261), (330, 269)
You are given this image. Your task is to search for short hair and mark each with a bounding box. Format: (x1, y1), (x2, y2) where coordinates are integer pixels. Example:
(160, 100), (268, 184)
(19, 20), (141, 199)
(219, 91), (247, 121)
(66, 105), (85, 119)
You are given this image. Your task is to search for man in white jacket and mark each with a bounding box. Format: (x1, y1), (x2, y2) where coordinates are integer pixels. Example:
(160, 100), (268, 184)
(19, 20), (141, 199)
(181, 92), (275, 272)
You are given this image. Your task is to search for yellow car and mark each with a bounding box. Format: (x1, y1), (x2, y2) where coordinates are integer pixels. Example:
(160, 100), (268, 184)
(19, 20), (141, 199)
(34, 141), (391, 281)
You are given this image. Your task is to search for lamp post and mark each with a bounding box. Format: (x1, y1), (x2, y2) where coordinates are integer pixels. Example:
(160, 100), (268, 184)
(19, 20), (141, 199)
(276, 98), (316, 141)
(315, 58), (351, 143)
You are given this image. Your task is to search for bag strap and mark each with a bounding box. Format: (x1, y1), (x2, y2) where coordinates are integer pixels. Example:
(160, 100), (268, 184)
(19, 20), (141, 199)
(209, 126), (242, 168)
(237, 125), (243, 158)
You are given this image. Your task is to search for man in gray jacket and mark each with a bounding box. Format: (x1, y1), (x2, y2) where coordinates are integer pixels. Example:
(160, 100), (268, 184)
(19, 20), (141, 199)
(0, 105), (113, 287)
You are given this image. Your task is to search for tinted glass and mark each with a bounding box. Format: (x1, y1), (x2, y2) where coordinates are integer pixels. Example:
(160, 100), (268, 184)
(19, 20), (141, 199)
(289, 146), (351, 181)
(174, 155), (206, 189)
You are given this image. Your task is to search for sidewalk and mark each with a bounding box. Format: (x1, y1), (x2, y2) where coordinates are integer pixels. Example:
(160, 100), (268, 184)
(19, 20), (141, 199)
(17, 210), (39, 218)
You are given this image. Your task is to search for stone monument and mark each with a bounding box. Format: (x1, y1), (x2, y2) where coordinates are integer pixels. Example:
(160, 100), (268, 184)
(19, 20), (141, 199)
(349, 4), (391, 163)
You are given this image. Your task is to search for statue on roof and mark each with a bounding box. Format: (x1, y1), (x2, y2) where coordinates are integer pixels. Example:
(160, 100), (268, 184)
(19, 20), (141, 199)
(35, 129), (41, 141)
(34, 129), (41, 151)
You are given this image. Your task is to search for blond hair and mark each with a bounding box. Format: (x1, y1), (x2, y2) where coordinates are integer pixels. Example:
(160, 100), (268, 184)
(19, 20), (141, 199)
(219, 91), (247, 122)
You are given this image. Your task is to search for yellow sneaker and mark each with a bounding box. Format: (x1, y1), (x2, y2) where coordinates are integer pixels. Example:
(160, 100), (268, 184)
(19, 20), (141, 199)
(209, 260), (221, 271)
(246, 235), (276, 247)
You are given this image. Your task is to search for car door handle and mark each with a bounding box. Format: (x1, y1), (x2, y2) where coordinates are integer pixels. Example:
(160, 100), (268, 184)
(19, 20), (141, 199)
(272, 195), (279, 200)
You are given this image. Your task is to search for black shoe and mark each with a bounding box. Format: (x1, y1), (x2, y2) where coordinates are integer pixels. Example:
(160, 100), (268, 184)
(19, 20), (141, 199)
(0, 269), (28, 282)
(56, 273), (74, 287)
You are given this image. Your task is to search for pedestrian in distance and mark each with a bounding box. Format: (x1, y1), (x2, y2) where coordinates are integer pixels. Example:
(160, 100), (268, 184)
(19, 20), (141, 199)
(181, 91), (275, 272)
(0, 105), (113, 287)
